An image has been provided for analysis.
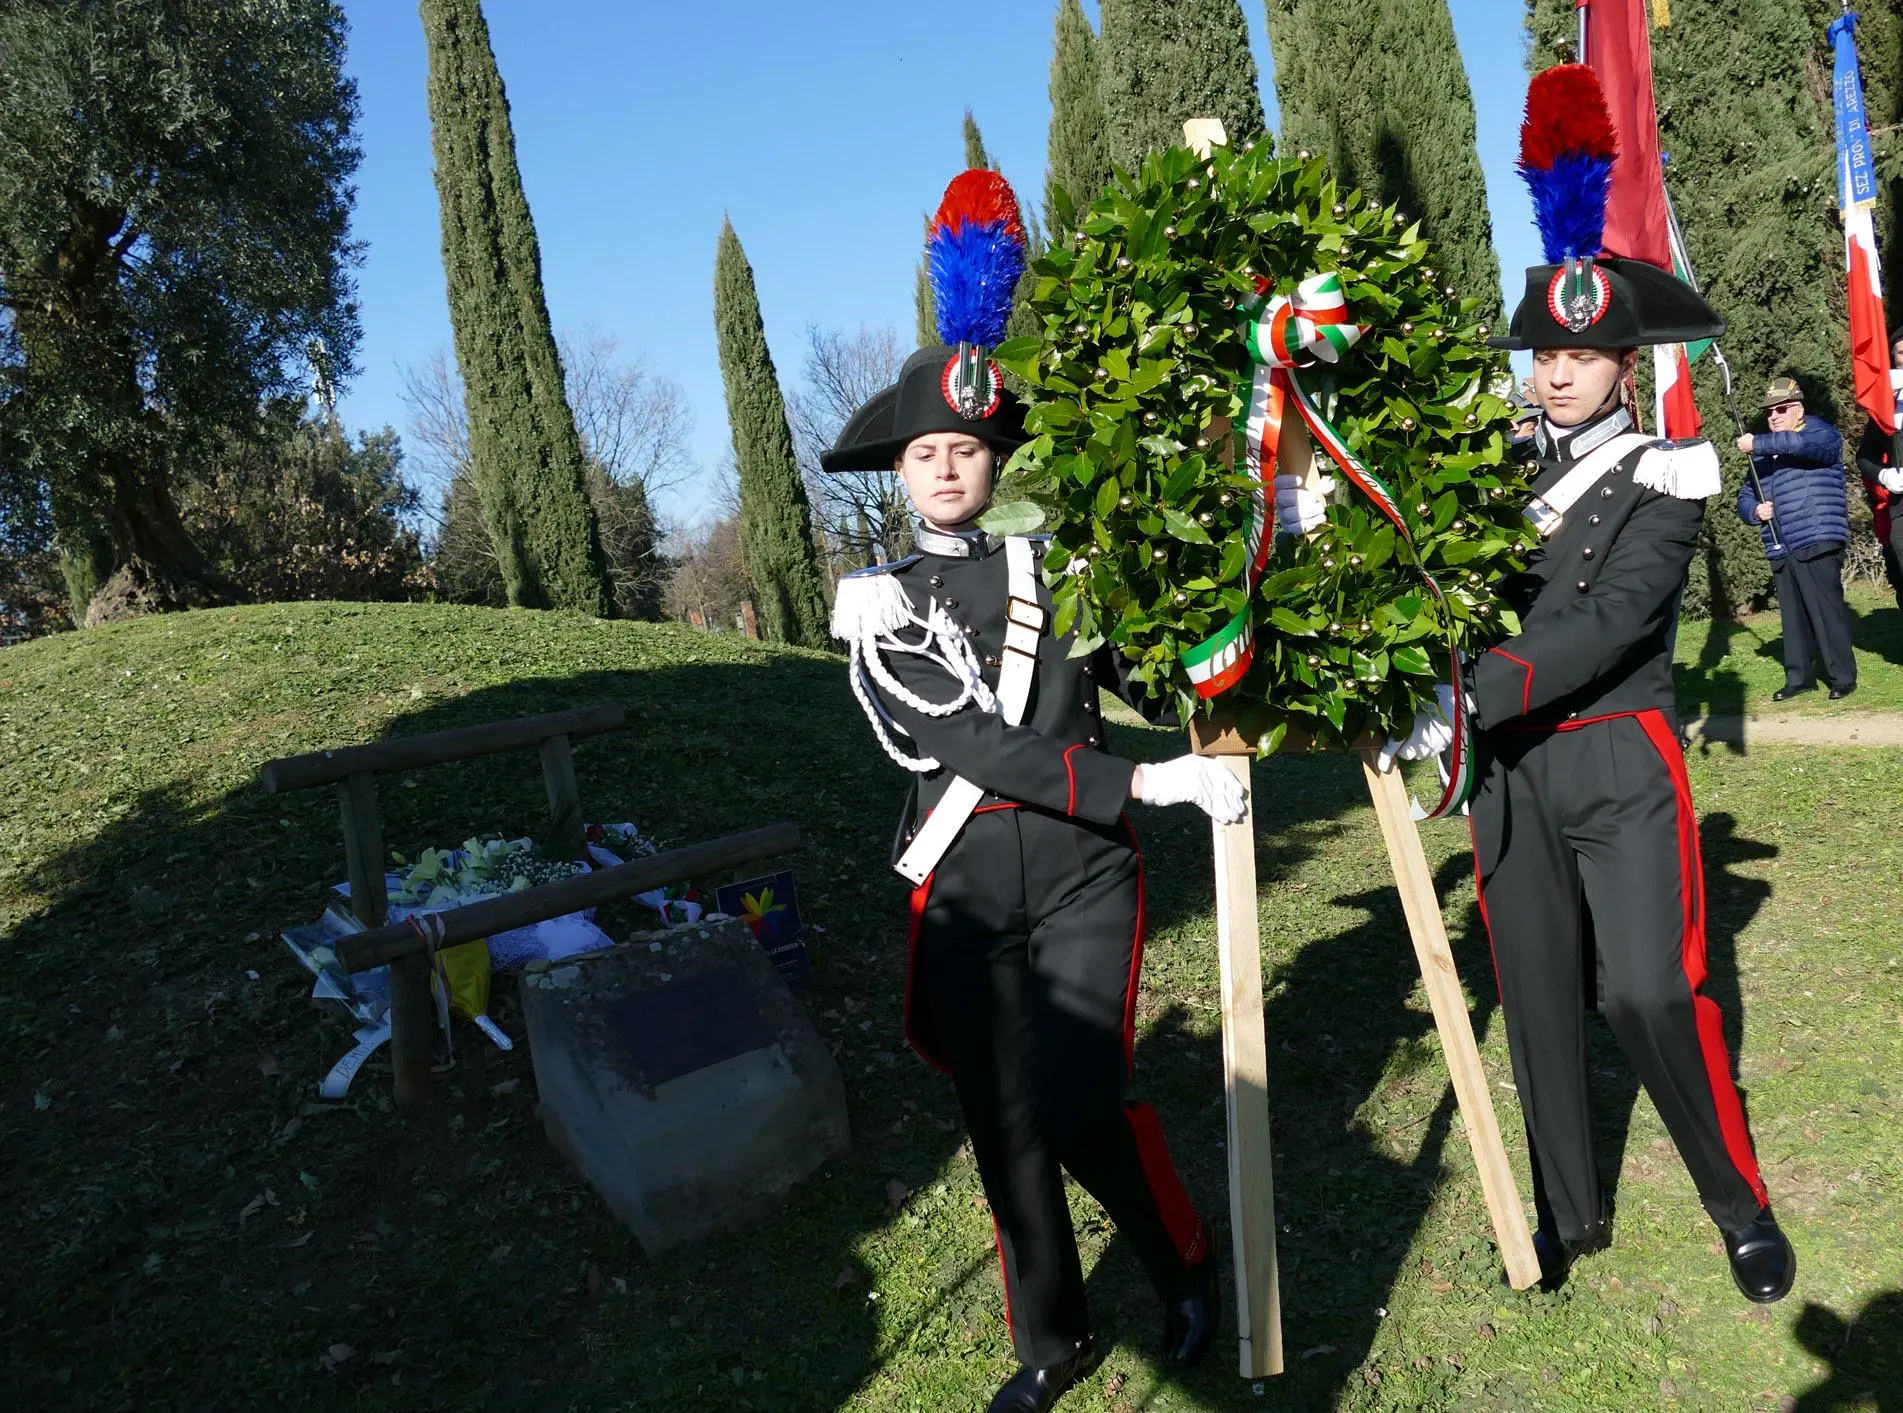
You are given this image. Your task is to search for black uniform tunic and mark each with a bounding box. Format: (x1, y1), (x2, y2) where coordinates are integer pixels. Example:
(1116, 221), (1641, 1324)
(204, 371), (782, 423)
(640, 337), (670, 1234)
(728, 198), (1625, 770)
(856, 527), (1206, 1369)
(1467, 410), (1771, 1242)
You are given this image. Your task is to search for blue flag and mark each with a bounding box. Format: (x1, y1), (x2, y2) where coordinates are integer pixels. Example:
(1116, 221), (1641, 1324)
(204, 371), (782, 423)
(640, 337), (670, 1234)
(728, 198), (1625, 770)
(1828, 12), (1877, 210)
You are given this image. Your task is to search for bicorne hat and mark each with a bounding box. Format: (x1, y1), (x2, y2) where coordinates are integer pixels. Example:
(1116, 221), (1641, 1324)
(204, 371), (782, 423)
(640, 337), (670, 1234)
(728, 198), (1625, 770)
(1492, 256), (1725, 352)
(1493, 65), (1725, 354)
(821, 170), (1031, 474)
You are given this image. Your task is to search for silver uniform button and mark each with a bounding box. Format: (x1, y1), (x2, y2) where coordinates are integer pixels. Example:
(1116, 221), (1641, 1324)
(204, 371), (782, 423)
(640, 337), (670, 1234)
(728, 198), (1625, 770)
(1600, 486), (1615, 499)
(1581, 547), (1595, 559)
(1088, 734), (1100, 746)
(944, 599), (959, 609)
(1588, 514), (1601, 525)
(928, 575), (944, 588)
(984, 655), (1001, 668)
(963, 624), (978, 636)
(1576, 580), (1590, 592)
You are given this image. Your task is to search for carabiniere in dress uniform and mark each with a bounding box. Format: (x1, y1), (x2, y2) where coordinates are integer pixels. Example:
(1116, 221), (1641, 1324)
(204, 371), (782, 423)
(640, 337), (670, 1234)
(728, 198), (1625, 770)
(822, 168), (1264, 1413)
(1384, 63), (1795, 1304)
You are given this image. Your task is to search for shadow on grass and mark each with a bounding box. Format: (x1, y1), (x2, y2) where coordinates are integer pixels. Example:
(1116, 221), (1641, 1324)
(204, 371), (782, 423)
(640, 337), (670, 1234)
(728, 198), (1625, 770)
(1788, 1292), (1903, 1411)
(1676, 602), (1750, 752)
(2, 657), (967, 1411)
(3, 631), (1812, 1411)
(1852, 602), (1903, 672)
(11, 655), (1464, 1411)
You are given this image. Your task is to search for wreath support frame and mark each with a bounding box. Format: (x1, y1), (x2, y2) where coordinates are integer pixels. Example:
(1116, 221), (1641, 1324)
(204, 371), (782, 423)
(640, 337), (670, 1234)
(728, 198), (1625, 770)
(1186, 714), (1540, 1377)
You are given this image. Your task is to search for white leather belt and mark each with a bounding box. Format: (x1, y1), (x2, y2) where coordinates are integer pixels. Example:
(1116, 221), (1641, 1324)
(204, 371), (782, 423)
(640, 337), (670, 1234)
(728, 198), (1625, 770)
(894, 535), (1043, 884)
(1523, 432), (1655, 538)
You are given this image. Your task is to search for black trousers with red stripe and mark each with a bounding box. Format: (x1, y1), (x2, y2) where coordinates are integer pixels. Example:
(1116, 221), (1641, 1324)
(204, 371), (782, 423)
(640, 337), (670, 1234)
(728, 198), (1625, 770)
(1471, 710), (1770, 1241)
(905, 807), (1205, 1368)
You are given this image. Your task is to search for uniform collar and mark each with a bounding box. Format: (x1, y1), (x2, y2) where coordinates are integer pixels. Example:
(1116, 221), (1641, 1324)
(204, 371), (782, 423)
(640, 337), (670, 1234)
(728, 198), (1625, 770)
(1535, 404), (1632, 464)
(914, 521), (999, 559)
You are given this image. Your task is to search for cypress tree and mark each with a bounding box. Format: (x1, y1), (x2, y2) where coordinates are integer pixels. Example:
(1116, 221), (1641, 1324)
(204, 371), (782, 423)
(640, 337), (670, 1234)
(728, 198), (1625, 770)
(713, 219), (831, 647)
(1263, 0), (1502, 323)
(914, 258), (936, 349)
(1098, 0), (1266, 172)
(1525, 0), (1870, 614)
(421, 0), (610, 615)
(1045, 0), (1111, 233)
(963, 109), (993, 171)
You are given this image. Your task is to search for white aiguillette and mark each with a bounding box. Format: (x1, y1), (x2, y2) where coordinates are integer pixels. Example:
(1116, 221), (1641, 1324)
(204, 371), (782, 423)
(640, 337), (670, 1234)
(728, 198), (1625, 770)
(893, 536), (1044, 885)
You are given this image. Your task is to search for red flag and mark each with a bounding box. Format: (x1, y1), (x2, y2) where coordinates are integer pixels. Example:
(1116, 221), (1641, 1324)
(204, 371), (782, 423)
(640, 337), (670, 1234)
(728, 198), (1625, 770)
(1582, 0), (1671, 269)
(1584, 0), (1702, 435)
(1847, 205), (1895, 436)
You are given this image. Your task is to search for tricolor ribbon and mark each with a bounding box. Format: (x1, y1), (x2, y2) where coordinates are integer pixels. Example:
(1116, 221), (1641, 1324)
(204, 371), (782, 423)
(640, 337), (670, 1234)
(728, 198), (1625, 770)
(1178, 270), (1477, 820)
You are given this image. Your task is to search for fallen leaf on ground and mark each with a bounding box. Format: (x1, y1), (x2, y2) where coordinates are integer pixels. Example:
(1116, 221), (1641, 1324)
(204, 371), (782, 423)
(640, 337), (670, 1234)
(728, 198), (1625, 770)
(490, 1079), (519, 1097)
(258, 1054), (279, 1077)
(884, 1179), (911, 1209)
(318, 1344), (355, 1372)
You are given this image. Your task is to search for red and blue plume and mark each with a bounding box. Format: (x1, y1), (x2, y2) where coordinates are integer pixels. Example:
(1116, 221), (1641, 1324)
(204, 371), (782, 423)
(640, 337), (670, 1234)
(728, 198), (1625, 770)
(928, 169), (1027, 349)
(1517, 65), (1618, 264)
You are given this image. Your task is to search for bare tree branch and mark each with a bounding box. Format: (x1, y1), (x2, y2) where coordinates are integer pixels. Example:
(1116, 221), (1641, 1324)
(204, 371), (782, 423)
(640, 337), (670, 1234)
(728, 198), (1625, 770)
(788, 322), (911, 576)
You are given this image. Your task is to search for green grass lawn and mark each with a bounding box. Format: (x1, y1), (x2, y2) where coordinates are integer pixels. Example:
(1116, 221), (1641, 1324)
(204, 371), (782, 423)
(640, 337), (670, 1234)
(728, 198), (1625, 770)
(2, 602), (1899, 1411)
(1675, 586), (1903, 719)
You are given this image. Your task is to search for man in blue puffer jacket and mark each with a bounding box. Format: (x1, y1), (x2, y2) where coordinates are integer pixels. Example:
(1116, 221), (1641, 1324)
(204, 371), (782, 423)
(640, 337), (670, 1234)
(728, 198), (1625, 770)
(1736, 376), (1857, 700)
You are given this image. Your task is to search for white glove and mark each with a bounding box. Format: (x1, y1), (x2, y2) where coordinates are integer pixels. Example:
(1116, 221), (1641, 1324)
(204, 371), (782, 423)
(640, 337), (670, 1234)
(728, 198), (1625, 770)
(1879, 468), (1903, 495)
(1274, 473), (1334, 536)
(1135, 754), (1247, 824)
(1376, 683), (1457, 774)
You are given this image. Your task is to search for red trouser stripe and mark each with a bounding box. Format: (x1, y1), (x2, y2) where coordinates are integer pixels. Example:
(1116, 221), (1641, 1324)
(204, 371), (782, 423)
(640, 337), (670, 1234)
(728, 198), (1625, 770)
(1124, 1101), (1206, 1262)
(1120, 816), (1146, 1069)
(990, 1214), (1015, 1340)
(1116, 817), (1203, 1265)
(1635, 710), (1770, 1208)
(901, 871), (951, 1075)
(1467, 817), (1508, 1006)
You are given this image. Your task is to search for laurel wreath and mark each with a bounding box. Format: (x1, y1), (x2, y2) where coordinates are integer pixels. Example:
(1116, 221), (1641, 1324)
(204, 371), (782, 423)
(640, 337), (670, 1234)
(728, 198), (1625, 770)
(981, 137), (1532, 753)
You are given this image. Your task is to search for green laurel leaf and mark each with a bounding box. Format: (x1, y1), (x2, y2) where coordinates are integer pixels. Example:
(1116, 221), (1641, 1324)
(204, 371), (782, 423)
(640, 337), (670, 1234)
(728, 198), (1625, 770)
(977, 500), (1046, 537)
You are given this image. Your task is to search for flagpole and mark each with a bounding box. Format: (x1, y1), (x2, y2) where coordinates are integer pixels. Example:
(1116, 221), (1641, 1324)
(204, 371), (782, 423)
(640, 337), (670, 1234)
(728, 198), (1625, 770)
(1576, 0), (1590, 61)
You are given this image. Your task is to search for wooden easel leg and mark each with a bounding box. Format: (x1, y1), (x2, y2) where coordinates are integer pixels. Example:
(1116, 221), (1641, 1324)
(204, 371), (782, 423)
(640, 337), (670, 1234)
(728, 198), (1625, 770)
(1211, 754), (1284, 1376)
(1357, 751), (1540, 1290)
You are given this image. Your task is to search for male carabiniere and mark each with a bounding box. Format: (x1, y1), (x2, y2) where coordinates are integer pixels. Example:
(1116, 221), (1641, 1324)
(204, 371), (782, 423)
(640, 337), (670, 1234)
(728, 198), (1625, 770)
(1385, 66), (1794, 1305)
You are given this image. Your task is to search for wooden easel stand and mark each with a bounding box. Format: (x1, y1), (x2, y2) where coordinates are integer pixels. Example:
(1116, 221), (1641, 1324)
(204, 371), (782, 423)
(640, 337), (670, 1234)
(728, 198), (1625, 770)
(1190, 724), (1539, 1377)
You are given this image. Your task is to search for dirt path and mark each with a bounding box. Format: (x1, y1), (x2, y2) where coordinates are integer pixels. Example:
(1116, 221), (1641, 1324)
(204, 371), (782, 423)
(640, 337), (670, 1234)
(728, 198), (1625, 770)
(1683, 711), (1903, 747)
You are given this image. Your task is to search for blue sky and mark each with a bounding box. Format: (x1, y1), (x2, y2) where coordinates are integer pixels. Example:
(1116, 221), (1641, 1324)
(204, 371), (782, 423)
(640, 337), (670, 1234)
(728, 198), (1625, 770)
(334, 1), (1540, 523)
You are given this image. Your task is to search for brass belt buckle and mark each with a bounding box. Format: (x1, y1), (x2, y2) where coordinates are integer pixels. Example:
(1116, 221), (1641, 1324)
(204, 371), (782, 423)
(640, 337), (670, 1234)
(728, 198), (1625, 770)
(1005, 595), (1047, 632)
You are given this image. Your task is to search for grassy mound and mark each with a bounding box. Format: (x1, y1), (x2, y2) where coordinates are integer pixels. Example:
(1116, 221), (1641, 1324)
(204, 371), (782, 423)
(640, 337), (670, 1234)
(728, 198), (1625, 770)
(2, 600), (1899, 1410)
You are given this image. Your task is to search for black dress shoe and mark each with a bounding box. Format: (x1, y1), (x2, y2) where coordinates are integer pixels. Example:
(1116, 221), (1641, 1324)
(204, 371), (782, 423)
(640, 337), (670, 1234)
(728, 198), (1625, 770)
(1830, 683), (1856, 701)
(1531, 1214), (1610, 1292)
(987, 1338), (1097, 1413)
(1162, 1229), (1220, 1368)
(1771, 683), (1816, 702)
(1721, 1207), (1796, 1304)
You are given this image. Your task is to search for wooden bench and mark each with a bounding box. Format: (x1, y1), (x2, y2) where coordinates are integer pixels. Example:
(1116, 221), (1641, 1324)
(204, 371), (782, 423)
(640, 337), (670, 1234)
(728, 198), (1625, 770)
(261, 704), (798, 1108)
